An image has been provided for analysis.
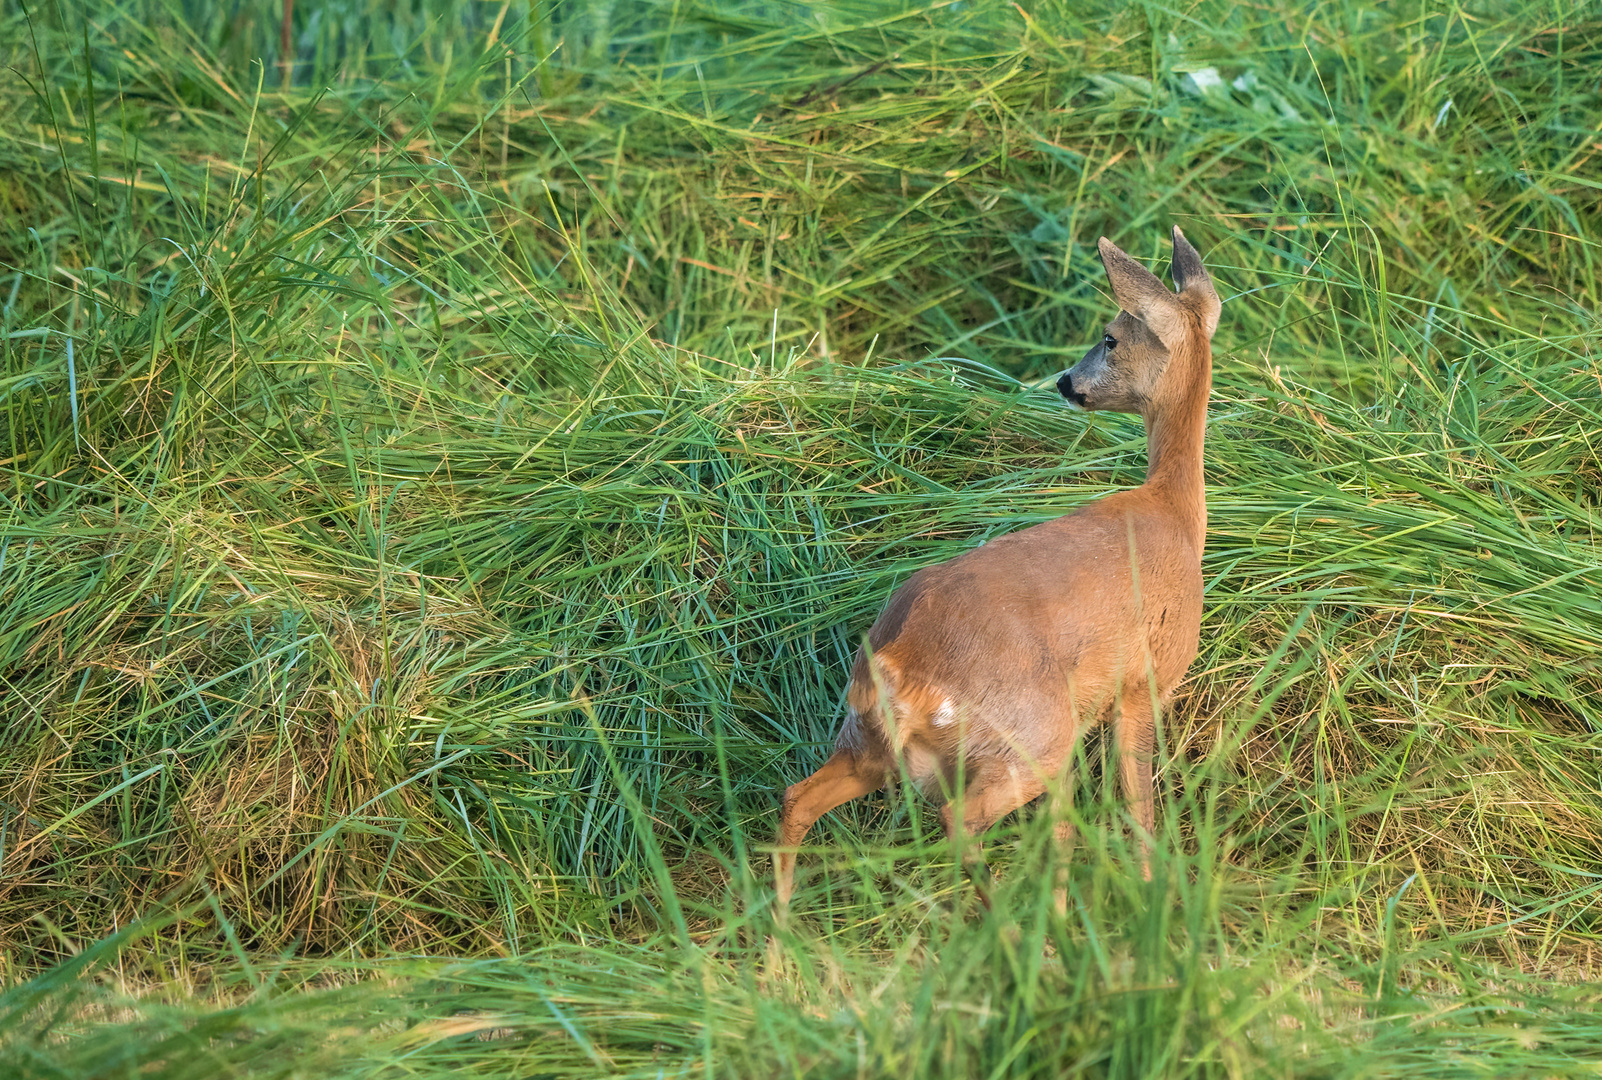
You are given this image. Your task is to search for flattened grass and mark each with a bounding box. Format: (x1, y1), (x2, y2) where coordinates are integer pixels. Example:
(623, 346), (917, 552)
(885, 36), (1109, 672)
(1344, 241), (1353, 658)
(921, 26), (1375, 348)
(1, 0), (1601, 1075)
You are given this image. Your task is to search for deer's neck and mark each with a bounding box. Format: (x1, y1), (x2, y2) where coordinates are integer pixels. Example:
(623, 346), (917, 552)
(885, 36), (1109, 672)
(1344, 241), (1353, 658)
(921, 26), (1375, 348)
(1141, 345), (1210, 553)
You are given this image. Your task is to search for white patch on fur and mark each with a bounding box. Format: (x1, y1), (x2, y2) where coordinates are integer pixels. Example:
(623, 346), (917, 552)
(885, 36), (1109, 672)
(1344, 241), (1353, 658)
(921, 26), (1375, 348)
(932, 698), (957, 727)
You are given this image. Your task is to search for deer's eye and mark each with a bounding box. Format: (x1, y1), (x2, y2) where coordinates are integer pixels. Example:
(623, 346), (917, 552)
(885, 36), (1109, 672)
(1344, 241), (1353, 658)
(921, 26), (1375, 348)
(1103, 334), (1118, 350)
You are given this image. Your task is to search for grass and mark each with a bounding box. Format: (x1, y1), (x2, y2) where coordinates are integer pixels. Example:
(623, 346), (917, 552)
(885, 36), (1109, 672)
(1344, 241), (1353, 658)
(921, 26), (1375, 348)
(1, 0), (1601, 1074)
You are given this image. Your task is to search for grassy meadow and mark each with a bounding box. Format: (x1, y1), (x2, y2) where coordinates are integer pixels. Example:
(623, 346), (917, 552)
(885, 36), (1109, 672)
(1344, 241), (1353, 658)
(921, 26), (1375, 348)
(2, 0), (1602, 1074)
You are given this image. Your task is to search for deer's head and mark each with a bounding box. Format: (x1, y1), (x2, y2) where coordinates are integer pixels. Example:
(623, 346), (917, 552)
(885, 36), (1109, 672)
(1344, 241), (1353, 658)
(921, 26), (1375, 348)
(1058, 227), (1220, 415)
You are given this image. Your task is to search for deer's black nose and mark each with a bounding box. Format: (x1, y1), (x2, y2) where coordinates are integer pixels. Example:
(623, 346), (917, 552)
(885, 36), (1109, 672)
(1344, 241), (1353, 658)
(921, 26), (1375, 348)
(1058, 372), (1086, 406)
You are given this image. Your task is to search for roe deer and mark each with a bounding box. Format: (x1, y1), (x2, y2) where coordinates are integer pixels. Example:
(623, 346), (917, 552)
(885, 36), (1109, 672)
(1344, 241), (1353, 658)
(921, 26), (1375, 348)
(774, 227), (1220, 918)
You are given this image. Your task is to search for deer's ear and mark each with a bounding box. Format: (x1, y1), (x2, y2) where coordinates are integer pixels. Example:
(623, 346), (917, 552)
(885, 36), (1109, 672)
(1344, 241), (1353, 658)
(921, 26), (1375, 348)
(1098, 236), (1182, 345)
(1170, 227), (1220, 338)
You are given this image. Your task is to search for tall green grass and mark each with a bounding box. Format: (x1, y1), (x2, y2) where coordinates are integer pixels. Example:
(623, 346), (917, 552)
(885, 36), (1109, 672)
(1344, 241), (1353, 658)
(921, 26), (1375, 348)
(1, 0), (1601, 1074)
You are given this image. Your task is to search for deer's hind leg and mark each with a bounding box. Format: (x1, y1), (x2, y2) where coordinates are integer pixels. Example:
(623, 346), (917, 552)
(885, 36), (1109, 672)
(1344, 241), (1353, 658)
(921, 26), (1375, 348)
(940, 762), (1049, 909)
(775, 750), (884, 921)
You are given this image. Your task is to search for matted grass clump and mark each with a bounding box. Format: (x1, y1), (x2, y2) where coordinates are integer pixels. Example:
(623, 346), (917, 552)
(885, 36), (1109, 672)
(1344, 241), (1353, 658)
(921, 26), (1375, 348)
(1, 0), (1601, 1075)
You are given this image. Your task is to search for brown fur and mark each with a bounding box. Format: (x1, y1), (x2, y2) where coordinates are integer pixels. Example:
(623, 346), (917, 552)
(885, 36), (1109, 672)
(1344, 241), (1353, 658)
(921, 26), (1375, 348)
(774, 227), (1221, 918)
